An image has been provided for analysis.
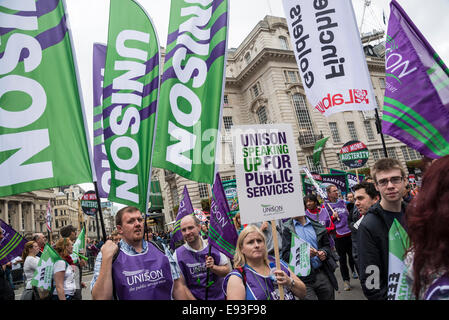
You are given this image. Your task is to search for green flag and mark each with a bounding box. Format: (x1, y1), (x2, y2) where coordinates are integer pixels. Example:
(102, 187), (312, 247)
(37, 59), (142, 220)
(387, 219), (414, 300)
(71, 227), (86, 263)
(313, 137), (329, 166)
(289, 232), (311, 277)
(152, 0), (229, 184)
(31, 244), (63, 298)
(0, 0), (93, 197)
(102, 0), (160, 212)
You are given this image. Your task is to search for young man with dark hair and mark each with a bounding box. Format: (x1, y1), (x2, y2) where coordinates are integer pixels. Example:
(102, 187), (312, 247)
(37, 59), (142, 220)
(357, 158), (407, 300)
(90, 206), (195, 300)
(348, 182), (380, 274)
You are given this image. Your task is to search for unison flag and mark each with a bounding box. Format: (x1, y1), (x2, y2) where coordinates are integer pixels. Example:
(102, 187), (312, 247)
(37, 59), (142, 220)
(92, 43), (110, 198)
(0, 219), (27, 265)
(383, 0), (449, 159)
(209, 173), (238, 259)
(170, 185), (194, 250)
(0, 0), (93, 197)
(102, 0), (160, 212)
(31, 244), (63, 296)
(282, 0), (377, 117)
(152, 0), (229, 184)
(71, 226), (86, 263)
(313, 137), (329, 166)
(387, 219), (414, 300)
(289, 232), (311, 277)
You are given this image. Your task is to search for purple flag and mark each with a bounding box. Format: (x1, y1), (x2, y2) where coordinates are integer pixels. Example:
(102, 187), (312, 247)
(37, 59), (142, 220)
(383, 0), (449, 159)
(0, 219), (27, 265)
(170, 186), (194, 250)
(92, 43), (110, 198)
(326, 200), (351, 236)
(209, 173), (238, 259)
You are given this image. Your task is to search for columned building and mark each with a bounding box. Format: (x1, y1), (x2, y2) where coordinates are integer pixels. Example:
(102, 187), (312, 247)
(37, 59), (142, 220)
(156, 15), (422, 229)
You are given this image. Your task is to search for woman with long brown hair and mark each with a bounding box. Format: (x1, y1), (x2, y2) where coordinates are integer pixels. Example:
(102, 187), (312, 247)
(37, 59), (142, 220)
(406, 155), (449, 299)
(52, 238), (77, 300)
(20, 241), (40, 300)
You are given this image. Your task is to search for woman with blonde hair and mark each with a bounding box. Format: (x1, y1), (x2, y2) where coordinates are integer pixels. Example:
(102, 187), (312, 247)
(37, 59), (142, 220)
(52, 238), (76, 300)
(223, 225), (306, 300)
(20, 241), (40, 300)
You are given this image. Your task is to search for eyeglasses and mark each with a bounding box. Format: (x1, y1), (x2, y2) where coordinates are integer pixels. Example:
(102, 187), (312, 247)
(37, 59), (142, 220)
(376, 176), (404, 187)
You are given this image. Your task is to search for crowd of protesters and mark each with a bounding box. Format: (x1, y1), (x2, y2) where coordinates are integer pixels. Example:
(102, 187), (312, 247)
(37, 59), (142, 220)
(1, 156), (447, 300)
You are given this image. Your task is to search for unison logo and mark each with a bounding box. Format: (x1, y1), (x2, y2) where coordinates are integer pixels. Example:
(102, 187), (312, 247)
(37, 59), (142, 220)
(261, 204), (284, 214)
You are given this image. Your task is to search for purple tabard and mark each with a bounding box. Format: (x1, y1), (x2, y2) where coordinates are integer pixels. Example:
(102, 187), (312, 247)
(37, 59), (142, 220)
(326, 200), (351, 236)
(175, 244), (225, 300)
(223, 256), (295, 300)
(112, 243), (174, 300)
(424, 273), (449, 300)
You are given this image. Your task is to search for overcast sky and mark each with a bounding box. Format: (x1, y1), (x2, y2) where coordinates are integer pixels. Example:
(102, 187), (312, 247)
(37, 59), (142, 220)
(65, 0), (449, 194)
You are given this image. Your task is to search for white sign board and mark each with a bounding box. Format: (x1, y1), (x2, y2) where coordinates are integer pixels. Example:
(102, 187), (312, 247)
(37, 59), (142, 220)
(232, 124), (304, 225)
(282, 0), (377, 117)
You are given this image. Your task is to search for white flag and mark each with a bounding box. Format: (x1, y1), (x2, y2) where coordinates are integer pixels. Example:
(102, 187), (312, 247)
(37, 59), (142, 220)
(289, 232), (311, 277)
(282, 0), (377, 116)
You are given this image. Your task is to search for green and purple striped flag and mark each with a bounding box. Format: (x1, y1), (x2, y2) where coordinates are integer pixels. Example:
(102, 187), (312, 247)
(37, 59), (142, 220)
(152, 0), (229, 184)
(0, 0), (93, 197)
(209, 173), (238, 259)
(383, 0), (449, 159)
(0, 219), (27, 265)
(170, 185), (194, 250)
(102, 0), (160, 212)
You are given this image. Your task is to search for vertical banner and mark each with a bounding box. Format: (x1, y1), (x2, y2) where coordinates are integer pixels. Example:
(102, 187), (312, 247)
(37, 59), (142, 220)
(289, 232), (311, 277)
(388, 219), (414, 300)
(152, 0), (229, 184)
(92, 43), (110, 198)
(282, 0), (377, 116)
(233, 124), (304, 225)
(0, 219), (27, 265)
(46, 199), (52, 232)
(102, 0), (160, 212)
(383, 0), (449, 159)
(209, 173), (238, 259)
(0, 0), (93, 197)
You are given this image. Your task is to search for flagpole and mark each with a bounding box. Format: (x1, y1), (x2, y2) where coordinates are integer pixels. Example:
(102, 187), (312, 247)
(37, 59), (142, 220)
(93, 181), (107, 242)
(375, 108), (389, 158)
(271, 220), (285, 300)
(205, 184), (213, 300)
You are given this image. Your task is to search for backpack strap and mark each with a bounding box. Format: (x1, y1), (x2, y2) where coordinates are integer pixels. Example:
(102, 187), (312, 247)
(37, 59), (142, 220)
(112, 242), (121, 300)
(149, 240), (166, 254)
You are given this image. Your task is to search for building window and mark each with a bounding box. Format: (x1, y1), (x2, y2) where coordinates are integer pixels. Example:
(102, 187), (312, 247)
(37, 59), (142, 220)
(279, 36), (289, 50)
(221, 176), (231, 181)
(347, 121), (359, 140)
(329, 122), (341, 143)
(256, 106), (268, 124)
(292, 94), (314, 134)
(371, 149), (384, 162)
(364, 120), (375, 141)
(223, 94), (229, 106)
(379, 78), (386, 89)
(251, 82), (261, 98)
(306, 155), (324, 174)
(198, 183), (209, 199)
(244, 52), (251, 64)
(401, 146), (421, 161)
(387, 147), (398, 159)
(223, 116), (233, 133)
(284, 70), (298, 83)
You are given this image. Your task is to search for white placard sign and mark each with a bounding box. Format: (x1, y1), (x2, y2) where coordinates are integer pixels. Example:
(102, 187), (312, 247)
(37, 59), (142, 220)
(232, 124), (304, 225)
(282, 0), (377, 117)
